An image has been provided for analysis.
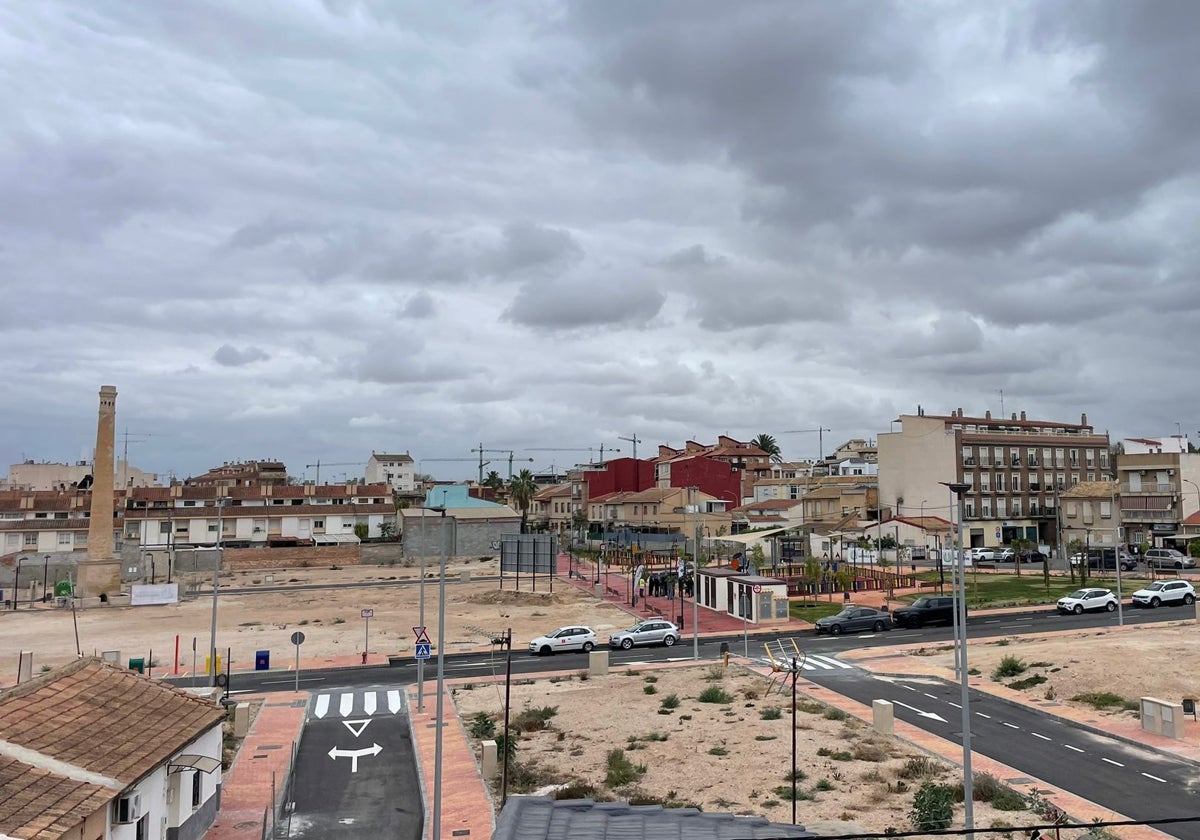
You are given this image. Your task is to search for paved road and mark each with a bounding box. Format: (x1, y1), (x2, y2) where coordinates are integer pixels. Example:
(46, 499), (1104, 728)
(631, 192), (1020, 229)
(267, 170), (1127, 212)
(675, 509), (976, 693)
(800, 663), (1200, 840)
(284, 686), (421, 840)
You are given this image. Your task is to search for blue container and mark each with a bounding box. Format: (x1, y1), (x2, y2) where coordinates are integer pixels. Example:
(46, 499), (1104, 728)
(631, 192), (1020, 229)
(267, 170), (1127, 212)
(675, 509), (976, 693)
(255, 650), (270, 671)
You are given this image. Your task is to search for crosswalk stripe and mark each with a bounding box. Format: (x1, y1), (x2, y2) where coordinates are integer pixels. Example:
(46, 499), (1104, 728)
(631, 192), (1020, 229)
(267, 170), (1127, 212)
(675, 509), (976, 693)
(313, 694), (330, 719)
(339, 693), (354, 718)
(804, 658), (833, 670)
(387, 690), (402, 714)
(363, 692), (377, 716)
(812, 655), (852, 669)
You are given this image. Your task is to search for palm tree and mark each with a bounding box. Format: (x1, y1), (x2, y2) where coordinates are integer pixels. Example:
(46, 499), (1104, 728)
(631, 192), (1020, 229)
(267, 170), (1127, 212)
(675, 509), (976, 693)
(751, 433), (783, 463)
(483, 470), (504, 492)
(507, 469), (537, 533)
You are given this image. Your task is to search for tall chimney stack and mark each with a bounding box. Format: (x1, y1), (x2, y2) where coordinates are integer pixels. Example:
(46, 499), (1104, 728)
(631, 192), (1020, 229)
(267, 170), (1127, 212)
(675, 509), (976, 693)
(78, 386), (122, 596)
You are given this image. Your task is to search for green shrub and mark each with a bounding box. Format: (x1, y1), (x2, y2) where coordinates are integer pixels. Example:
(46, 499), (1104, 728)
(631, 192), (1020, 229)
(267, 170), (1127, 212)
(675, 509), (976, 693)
(815, 778), (835, 791)
(910, 782), (955, 831)
(660, 693), (681, 710)
(1071, 692), (1130, 710)
(513, 706), (558, 732)
(990, 788), (1028, 811)
(823, 708), (849, 721)
(698, 686), (734, 704)
(761, 707), (783, 720)
(898, 756), (940, 780)
(604, 749), (646, 788)
(1007, 674), (1046, 691)
(496, 731), (519, 762)
(468, 712), (495, 739)
(708, 746), (728, 756)
(644, 684), (658, 695)
(772, 785), (814, 801)
(755, 735), (777, 741)
(991, 655), (1027, 680)
(852, 742), (889, 762)
(644, 675), (658, 684)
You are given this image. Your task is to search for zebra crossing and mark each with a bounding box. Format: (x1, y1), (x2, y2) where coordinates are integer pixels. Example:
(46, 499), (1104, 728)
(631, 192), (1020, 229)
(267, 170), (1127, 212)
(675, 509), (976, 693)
(801, 654), (853, 672)
(310, 688), (404, 720)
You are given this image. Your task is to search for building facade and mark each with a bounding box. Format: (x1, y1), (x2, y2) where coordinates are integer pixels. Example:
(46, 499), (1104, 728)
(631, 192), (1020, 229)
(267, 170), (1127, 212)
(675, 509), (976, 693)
(1115, 447), (1200, 550)
(878, 407), (1111, 551)
(365, 452), (416, 492)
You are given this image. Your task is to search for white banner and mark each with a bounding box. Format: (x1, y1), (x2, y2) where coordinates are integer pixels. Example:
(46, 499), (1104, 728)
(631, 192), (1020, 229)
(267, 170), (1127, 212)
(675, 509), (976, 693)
(130, 583), (179, 606)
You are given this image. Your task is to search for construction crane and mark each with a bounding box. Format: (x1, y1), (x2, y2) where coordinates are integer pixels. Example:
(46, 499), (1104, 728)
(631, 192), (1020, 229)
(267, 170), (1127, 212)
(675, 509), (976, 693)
(525, 444), (621, 465)
(470, 445), (533, 483)
(617, 434), (642, 461)
(119, 429), (160, 490)
(780, 428), (832, 462)
(304, 460), (367, 485)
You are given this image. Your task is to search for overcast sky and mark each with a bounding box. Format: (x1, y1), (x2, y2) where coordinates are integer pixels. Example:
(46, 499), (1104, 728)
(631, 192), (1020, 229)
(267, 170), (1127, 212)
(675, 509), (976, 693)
(4, 1), (1199, 483)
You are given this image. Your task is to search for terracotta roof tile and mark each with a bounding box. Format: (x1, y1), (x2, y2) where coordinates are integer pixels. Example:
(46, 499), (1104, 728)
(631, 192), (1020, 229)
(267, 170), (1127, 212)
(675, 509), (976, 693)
(0, 660), (225, 787)
(0, 755), (116, 840)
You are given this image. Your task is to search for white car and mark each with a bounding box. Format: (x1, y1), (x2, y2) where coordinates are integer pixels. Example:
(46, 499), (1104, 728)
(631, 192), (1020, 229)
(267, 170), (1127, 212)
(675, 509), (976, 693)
(528, 626), (597, 655)
(1131, 580), (1196, 609)
(1057, 588), (1117, 615)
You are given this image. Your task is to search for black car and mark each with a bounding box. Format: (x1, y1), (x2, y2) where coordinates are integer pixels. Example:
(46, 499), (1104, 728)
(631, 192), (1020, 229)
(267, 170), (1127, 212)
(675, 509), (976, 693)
(1016, 549), (1047, 564)
(891, 596), (957, 629)
(1084, 548), (1137, 572)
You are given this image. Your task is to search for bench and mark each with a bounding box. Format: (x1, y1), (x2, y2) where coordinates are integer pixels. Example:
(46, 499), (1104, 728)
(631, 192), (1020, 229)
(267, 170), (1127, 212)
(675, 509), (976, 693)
(918, 581), (941, 590)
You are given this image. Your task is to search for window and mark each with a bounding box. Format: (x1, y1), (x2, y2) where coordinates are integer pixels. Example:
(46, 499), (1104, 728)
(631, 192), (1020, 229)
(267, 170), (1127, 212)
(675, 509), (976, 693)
(58, 532), (72, 545)
(980, 474), (990, 491)
(183, 500), (196, 507)
(962, 446), (975, 465)
(1043, 448), (1052, 465)
(1055, 448), (1065, 466)
(981, 501), (992, 518)
(1056, 473), (1065, 489)
(1086, 450), (1096, 464)
(24, 533), (37, 546)
(54, 512), (68, 519)
(1011, 473), (1021, 492)
(993, 447), (1004, 467)
(1011, 499), (1022, 517)
(208, 523), (217, 533)
(135, 814), (148, 840)
(1067, 503), (1078, 518)
(34, 512), (47, 519)
(995, 474), (1005, 492)
(313, 520), (324, 529)
(4, 534), (18, 549)
(965, 501), (976, 518)
(1100, 451), (1109, 469)
(1069, 448), (1079, 467)
(995, 499), (1006, 518)
(192, 770), (202, 808)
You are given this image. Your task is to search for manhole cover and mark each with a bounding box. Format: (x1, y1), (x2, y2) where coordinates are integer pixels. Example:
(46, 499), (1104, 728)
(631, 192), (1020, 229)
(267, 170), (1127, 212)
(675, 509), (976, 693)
(235, 822), (259, 830)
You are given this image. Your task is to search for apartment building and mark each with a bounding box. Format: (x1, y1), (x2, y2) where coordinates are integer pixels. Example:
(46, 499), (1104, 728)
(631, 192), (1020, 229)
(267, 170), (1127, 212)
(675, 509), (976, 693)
(1115, 445), (1200, 550)
(365, 451), (417, 492)
(587, 487), (732, 536)
(878, 407), (1111, 551)
(655, 436), (771, 504)
(5, 459), (160, 491)
(186, 460), (288, 487)
(1061, 481), (1119, 550)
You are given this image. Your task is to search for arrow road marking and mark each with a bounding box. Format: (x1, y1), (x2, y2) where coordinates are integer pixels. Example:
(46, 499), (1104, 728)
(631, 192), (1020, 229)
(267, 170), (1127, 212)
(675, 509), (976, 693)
(342, 719), (372, 737)
(891, 700), (948, 723)
(363, 692), (377, 716)
(387, 690), (402, 714)
(314, 695), (330, 719)
(339, 693), (354, 717)
(328, 743), (383, 772)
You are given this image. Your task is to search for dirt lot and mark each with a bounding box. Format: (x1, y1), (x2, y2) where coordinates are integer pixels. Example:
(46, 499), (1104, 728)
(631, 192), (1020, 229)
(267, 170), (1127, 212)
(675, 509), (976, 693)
(0, 561), (635, 680)
(453, 664), (1033, 835)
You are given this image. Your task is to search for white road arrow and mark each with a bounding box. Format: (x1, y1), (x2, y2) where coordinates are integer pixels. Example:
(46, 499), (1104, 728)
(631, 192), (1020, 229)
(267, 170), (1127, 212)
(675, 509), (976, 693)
(891, 700), (948, 723)
(328, 743), (383, 772)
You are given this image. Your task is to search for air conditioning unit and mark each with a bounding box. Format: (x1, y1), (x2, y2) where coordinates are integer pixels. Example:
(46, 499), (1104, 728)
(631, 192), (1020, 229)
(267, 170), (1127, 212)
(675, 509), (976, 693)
(1168, 469), (1176, 476)
(114, 793), (141, 824)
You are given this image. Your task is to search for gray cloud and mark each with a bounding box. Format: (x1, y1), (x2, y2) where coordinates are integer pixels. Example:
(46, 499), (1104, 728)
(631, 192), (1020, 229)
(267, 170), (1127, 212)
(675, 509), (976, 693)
(212, 345), (270, 367)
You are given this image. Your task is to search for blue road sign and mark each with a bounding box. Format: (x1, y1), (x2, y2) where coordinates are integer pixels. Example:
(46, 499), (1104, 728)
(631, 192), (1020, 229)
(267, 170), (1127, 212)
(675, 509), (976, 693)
(414, 643), (431, 659)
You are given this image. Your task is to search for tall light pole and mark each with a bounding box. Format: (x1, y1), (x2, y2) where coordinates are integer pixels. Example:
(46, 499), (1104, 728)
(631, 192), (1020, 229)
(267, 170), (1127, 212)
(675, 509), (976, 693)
(417, 505), (427, 712)
(209, 495), (226, 685)
(431, 504), (449, 840)
(941, 480), (973, 830)
(691, 486), (700, 660)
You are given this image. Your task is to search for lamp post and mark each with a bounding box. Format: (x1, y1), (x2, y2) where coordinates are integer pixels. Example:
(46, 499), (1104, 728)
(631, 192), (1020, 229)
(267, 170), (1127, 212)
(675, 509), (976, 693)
(940, 480), (974, 831)
(43, 555), (50, 603)
(691, 486), (700, 660)
(417, 505), (427, 712)
(209, 496), (226, 686)
(432, 504), (449, 840)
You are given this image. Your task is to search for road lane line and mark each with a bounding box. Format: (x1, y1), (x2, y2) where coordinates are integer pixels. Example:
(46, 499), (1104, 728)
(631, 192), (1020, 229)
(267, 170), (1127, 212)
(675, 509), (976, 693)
(975, 712), (991, 719)
(1002, 722), (1019, 729)
(948, 702), (961, 708)
(924, 693), (938, 700)
(1064, 744), (1084, 753)
(1031, 732), (1051, 740)
(1142, 772), (1166, 782)
(902, 684), (916, 691)
(1102, 758), (1124, 767)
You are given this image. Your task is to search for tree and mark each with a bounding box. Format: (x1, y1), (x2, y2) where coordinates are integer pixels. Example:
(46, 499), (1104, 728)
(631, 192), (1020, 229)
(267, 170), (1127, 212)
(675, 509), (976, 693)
(507, 469), (537, 533)
(379, 521), (398, 542)
(751, 433), (783, 464)
(1010, 537), (1030, 578)
(748, 543), (766, 572)
(353, 523), (369, 541)
(483, 470), (504, 492)
(1067, 538), (1085, 584)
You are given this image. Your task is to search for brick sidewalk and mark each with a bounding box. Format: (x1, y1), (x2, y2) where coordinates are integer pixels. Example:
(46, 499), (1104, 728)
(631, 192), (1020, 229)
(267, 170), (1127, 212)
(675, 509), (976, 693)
(204, 692), (307, 840)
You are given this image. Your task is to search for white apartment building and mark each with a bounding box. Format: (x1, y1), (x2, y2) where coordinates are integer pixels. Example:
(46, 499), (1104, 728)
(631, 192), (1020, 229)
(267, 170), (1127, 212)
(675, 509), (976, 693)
(365, 451), (416, 492)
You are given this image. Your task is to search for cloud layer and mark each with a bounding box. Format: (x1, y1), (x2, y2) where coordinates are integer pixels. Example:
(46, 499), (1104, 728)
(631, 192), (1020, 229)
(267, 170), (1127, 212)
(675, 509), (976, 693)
(3, 1), (1198, 481)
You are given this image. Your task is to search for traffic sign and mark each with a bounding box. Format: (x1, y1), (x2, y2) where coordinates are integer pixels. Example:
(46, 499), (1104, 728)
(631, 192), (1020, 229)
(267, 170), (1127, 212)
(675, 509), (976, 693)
(752, 584), (763, 593)
(415, 643), (431, 659)
(361, 609), (374, 619)
(413, 626), (431, 645)
(291, 631), (306, 646)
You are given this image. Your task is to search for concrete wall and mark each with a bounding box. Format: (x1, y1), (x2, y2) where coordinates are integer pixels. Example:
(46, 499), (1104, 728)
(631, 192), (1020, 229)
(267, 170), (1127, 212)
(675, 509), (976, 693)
(168, 544), (361, 575)
(403, 517), (518, 559)
(0, 552), (82, 598)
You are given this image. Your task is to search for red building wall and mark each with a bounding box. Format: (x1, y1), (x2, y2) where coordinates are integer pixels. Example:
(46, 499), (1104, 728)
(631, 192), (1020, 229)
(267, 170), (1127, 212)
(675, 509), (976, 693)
(666, 456), (741, 506)
(585, 457), (655, 497)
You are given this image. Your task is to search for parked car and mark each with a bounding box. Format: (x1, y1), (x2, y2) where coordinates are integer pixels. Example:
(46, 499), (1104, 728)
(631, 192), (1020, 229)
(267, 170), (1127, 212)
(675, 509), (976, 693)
(608, 620), (679, 649)
(1016, 548), (1047, 564)
(892, 596), (956, 628)
(969, 547), (995, 561)
(1056, 588), (1117, 614)
(528, 626), (597, 655)
(1143, 548), (1197, 570)
(1070, 549), (1136, 571)
(993, 548), (1015, 562)
(1131, 580), (1196, 608)
(814, 606), (893, 635)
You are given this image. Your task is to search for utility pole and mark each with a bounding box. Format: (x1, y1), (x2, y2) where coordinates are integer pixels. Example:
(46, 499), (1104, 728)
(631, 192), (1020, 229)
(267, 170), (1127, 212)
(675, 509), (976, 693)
(492, 628), (514, 806)
(209, 495), (226, 686)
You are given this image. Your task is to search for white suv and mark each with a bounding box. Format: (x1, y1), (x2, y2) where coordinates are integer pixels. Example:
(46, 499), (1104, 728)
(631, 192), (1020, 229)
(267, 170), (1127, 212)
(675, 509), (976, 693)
(1131, 579), (1196, 608)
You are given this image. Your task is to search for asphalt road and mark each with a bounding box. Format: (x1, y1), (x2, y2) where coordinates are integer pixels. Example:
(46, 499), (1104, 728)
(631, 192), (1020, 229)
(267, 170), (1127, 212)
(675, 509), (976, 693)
(803, 665), (1200, 840)
(284, 686), (421, 840)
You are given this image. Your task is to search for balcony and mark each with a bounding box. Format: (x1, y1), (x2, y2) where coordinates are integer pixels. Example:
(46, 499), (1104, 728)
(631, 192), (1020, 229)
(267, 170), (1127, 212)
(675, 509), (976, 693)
(1121, 508), (1176, 522)
(1120, 483), (1174, 494)
(1028, 505), (1057, 518)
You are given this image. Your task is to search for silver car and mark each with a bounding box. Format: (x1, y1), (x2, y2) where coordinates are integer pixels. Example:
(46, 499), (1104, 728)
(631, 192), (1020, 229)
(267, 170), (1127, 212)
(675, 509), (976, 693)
(1143, 549), (1196, 570)
(608, 620), (679, 650)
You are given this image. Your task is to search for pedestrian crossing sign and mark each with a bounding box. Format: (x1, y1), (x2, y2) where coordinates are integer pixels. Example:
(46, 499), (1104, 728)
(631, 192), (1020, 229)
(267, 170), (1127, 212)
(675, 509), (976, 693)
(415, 643), (431, 659)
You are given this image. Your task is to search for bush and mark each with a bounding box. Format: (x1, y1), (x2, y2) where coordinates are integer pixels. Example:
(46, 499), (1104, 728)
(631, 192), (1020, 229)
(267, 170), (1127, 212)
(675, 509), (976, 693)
(698, 686), (734, 704)
(823, 708), (849, 721)
(852, 742), (889, 762)
(708, 746), (728, 756)
(991, 655), (1027, 680)
(468, 712), (495, 740)
(604, 749), (646, 788)
(660, 693), (681, 710)
(772, 785), (814, 801)
(761, 707), (783, 720)
(898, 756), (940, 780)
(815, 778), (835, 791)
(513, 706), (558, 733)
(1007, 674), (1046, 691)
(644, 685), (658, 695)
(910, 782), (956, 831)
(1071, 692), (1132, 710)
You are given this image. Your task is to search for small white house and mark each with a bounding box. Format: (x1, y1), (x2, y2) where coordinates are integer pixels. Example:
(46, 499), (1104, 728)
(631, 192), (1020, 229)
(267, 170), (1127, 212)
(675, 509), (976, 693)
(0, 658), (227, 840)
(695, 567), (790, 624)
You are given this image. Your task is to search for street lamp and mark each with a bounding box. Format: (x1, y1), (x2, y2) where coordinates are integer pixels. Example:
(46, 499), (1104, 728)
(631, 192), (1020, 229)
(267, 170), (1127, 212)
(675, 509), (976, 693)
(940, 481), (974, 831)
(208, 496), (227, 686)
(43, 555), (50, 603)
(691, 486), (700, 660)
(431, 504), (450, 840)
